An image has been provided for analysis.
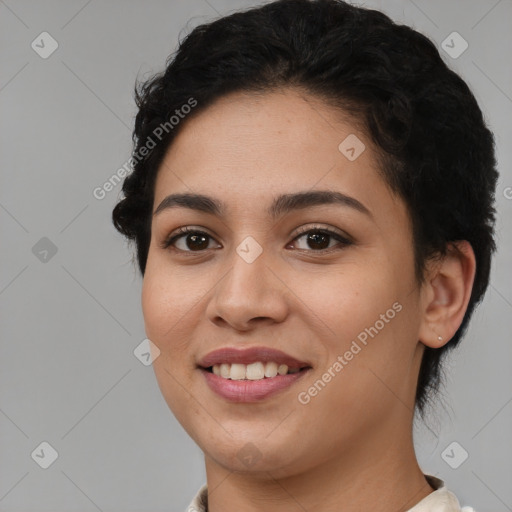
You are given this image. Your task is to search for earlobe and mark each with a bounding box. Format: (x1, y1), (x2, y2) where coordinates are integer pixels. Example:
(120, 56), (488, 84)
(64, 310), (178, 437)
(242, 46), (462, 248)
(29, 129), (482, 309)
(418, 241), (476, 349)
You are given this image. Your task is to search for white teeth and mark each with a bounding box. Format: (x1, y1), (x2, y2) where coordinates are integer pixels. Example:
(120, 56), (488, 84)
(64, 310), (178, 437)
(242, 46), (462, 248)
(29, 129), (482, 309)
(230, 363), (246, 380)
(277, 364), (288, 375)
(210, 361), (303, 380)
(246, 362), (265, 380)
(264, 361), (278, 378)
(220, 363), (230, 379)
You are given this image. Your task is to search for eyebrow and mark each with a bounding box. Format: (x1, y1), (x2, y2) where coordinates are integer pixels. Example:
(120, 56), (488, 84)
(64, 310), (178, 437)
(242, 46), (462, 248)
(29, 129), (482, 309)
(153, 190), (372, 219)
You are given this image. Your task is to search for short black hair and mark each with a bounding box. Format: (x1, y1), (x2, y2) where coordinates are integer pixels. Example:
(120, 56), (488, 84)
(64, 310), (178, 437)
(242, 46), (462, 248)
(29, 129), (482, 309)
(112, 0), (498, 417)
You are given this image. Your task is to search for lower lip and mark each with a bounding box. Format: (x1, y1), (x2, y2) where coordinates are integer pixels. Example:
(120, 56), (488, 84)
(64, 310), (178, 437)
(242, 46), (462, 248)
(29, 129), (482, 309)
(200, 368), (311, 402)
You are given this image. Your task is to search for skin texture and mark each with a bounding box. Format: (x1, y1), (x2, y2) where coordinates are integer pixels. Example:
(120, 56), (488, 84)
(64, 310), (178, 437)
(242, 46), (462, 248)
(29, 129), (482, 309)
(141, 88), (476, 511)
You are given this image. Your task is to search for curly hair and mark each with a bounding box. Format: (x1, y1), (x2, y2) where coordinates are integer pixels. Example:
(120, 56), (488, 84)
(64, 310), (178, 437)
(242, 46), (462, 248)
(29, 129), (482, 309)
(112, 0), (498, 417)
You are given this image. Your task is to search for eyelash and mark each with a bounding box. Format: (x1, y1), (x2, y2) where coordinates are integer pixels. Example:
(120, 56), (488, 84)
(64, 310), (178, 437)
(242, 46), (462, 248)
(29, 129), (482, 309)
(161, 224), (353, 254)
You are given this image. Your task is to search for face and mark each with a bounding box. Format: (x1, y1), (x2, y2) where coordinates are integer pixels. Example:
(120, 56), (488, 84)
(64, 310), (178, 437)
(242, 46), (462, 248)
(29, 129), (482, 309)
(142, 88), (427, 477)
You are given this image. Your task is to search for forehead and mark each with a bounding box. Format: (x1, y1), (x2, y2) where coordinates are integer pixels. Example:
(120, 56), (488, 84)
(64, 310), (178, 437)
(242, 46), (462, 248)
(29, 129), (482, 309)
(153, 89), (403, 222)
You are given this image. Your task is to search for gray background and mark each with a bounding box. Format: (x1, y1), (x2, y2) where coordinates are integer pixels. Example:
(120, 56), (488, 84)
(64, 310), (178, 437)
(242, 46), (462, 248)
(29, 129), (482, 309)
(1, 0), (511, 511)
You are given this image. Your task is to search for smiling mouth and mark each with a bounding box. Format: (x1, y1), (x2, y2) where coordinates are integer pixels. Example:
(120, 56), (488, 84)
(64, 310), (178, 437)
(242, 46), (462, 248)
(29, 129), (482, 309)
(202, 362), (312, 380)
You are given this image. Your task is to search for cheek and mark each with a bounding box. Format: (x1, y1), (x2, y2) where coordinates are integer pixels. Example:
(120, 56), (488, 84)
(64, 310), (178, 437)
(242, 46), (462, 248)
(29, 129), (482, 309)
(307, 261), (418, 388)
(307, 265), (399, 341)
(141, 263), (201, 418)
(141, 265), (195, 368)
(141, 254), (205, 338)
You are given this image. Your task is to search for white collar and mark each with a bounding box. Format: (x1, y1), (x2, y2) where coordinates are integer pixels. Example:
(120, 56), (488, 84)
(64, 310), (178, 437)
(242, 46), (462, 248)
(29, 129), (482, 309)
(186, 474), (475, 512)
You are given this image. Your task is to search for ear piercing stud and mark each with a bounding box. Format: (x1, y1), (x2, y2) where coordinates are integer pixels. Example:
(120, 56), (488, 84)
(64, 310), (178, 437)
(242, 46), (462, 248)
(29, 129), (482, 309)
(430, 325), (443, 343)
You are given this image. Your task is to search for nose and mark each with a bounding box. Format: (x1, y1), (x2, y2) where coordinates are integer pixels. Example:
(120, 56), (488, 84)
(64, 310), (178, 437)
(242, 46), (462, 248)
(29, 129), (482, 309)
(205, 241), (289, 331)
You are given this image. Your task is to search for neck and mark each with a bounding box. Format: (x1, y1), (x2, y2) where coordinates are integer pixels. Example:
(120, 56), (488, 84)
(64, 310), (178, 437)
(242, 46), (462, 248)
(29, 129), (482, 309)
(204, 414), (434, 512)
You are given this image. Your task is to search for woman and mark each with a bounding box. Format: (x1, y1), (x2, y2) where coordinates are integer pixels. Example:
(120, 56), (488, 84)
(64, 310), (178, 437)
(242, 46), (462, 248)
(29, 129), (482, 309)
(112, 0), (498, 510)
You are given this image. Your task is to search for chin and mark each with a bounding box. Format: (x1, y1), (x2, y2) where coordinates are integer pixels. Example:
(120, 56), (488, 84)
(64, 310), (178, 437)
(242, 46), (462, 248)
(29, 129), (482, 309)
(200, 430), (305, 474)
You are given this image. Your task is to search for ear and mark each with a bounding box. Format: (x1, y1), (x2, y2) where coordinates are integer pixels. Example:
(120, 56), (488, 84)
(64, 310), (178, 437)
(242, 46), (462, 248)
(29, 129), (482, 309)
(418, 240), (476, 348)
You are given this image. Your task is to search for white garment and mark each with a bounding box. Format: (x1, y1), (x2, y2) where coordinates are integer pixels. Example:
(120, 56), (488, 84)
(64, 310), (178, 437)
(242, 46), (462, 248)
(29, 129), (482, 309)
(185, 475), (476, 512)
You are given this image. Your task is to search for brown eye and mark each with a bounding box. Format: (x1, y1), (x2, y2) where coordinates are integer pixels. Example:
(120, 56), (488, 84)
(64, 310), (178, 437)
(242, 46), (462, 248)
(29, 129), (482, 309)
(304, 232), (330, 250)
(290, 228), (352, 252)
(163, 228), (220, 252)
(182, 233), (210, 251)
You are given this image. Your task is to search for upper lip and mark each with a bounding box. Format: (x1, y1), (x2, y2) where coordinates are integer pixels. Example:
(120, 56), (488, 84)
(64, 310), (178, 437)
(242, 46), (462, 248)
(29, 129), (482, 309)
(197, 347), (312, 369)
